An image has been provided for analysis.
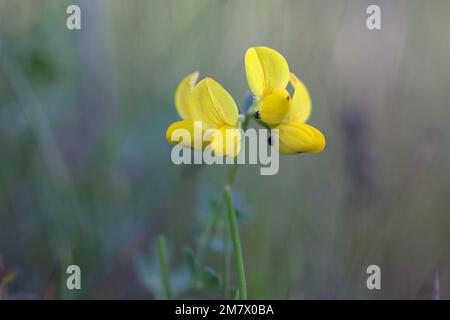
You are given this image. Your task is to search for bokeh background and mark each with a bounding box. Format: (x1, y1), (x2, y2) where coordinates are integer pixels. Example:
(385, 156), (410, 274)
(1, 0), (450, 299)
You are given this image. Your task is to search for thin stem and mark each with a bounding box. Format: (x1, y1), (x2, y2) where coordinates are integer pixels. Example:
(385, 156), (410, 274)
(224, 185), (247, 300)
(221, 107), (253, 299)
(157, 235), (172, 299)
(223, 217), (231, 298)
(228, 111), (253, 185)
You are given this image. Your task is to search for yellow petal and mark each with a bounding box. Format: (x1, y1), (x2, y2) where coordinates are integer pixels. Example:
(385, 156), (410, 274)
(288, 73), (312, 123)
(175, 71), (200, 120)
(165, 120), (207, 150)
(210, 125), (241, 157)
(194, 78), (239, 129)
(273, 120), (325, 154)
(257, 89), (291, 127)
(245, 47), (290, 97)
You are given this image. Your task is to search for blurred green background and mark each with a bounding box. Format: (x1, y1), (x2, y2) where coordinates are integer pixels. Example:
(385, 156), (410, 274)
(1, 0), (450, 299)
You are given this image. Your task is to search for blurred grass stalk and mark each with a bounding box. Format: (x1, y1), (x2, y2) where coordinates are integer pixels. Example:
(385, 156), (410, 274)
(225, 185), (247, 300)
(158, 235), (172, 299)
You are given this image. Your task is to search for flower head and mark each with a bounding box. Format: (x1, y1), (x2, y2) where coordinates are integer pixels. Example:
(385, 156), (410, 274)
(166, 73), (241, 157)
(245, 46), (325, 154)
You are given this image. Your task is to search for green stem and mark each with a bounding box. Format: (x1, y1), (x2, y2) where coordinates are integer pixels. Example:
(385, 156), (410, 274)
(158, 235), (172, 299)
(224, 185), (247, 300)
(228, 111), (253, 185)
(223, 218), (231, 298)
(221, 108), (252, 299)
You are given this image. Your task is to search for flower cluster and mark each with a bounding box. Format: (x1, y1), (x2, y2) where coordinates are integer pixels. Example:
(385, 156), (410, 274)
(166, 47), (325, 156)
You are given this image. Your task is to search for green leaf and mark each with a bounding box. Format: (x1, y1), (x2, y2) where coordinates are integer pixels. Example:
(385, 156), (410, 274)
(183, 246), (198, 277)
(201, 266), (222, 289)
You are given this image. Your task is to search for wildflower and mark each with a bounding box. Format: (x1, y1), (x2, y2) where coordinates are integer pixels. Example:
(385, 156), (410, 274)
(166, 72), (241, 157)
(245, 46), (325, 154)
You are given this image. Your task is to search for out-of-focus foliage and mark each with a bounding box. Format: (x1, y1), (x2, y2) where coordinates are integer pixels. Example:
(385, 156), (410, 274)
(1, 0), (450, 299)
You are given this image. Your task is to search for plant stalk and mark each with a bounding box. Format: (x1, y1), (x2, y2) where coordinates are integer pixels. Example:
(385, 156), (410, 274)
(158, 235), (173, 299)
(224, 185), (247, 300)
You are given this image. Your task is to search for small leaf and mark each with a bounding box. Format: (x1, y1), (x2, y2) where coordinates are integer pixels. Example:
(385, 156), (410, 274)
(244, 93), (256, 111)
(235, 208), (242, 219)
(201, 266), (222, 289)
(183, 246), (198, 276)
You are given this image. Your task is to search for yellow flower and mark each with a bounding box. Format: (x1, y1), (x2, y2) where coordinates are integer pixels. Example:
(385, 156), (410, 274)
(272, 120), (325, 154)
(245, 47), (325, 154)
(166, 72), (241, 157)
